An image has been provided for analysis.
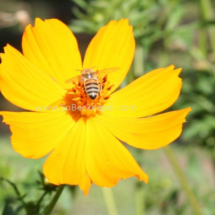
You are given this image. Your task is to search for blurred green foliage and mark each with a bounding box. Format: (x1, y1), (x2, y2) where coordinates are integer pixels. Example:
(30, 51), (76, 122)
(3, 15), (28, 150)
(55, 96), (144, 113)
(70, 0), (197, 56)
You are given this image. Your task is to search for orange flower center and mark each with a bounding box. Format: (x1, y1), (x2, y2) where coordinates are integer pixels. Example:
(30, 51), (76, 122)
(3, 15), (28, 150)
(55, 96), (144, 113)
(64, 75), (114, 117)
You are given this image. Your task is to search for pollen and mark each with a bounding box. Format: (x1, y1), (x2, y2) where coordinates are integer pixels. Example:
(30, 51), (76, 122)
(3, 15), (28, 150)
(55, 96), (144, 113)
(64, 75), (113, 116)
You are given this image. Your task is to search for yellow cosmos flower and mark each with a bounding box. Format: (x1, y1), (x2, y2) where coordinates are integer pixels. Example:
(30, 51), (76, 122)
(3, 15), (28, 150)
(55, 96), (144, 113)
(0, 18), (191, 195)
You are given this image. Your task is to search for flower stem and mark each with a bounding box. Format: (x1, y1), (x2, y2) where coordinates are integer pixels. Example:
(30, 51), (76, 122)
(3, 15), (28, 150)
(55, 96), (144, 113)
(199, 0), (215, 57)
(44, 185), (66, 215)
(36, 191), (48, 208)
(163, 146), (202, 215)
(102, 188), (118, 215)
(135, 182), (145, 215)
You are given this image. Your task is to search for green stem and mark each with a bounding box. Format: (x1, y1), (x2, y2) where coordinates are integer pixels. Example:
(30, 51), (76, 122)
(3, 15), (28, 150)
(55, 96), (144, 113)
(36, 191), (48, 208)
(163, 146), (202, 215)
(44, 185), (66, 215)
(135, 183), (145, 215)
(102, 188), (118, 215)
(157, 0), (179, 27)
(199, 0), (215, 57)
(198, 28), (207, 57)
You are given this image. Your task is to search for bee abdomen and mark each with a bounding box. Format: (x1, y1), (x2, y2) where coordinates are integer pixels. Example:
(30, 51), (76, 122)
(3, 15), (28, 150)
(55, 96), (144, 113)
(84, 79), (99, 100)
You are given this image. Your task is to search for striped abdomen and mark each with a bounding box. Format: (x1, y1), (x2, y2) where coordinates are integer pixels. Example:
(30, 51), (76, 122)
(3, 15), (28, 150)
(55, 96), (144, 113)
(84, 79), (100, 100)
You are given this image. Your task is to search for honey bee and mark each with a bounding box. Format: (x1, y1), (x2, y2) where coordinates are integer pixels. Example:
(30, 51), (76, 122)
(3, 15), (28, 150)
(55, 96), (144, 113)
(65, 67), (120, 100)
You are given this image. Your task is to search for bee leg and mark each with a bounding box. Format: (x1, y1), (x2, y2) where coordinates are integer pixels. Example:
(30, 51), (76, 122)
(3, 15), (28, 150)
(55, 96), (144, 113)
(83, 87), (86, 95)
(80, 82), (86, 95)
(100, 82), (103, 91)
(98, 82), (102, 93)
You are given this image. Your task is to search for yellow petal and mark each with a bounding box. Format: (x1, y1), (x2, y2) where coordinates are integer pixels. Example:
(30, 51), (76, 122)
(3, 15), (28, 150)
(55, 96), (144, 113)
(83, 18), (135, 92)
(43, 118), (91, 195)
(0, 45), (65, 111)
(85, 117), (148, 187)
(103, 65), (182, 117)
(97, 108), (191, 150)
(22, 18), (82, 88)
(0, 111), (78, 158)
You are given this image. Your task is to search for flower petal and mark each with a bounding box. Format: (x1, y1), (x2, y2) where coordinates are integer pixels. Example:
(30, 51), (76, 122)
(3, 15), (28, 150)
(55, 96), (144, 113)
(83, 18), (135, 92)
(103, 65), (182, 117)
(85, 117), (148, 187)
(0, 111), (78, 158)
(97, 108), (191, 150)
(22, 18), (82, 88)
(0, 45), (66, 111)
(43, 118), (91, 195)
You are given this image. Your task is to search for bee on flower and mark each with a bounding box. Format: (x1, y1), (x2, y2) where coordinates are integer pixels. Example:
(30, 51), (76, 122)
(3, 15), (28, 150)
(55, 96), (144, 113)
(65, 67), (119, 100)
(0, 18), (191, 195)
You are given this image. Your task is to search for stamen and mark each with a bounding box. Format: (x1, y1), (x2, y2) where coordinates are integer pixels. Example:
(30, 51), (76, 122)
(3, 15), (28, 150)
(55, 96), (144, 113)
(107, 85), (114, 91)
(103, 75), (108, 83)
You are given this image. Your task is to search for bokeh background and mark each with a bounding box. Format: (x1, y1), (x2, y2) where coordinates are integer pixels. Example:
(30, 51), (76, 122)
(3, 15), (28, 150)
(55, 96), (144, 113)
(0, 0), (215, 214)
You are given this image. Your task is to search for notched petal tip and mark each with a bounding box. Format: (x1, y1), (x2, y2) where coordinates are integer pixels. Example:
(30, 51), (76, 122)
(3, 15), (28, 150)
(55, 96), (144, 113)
(2, 44), (12, 53)
(24, 23), (33, 32)
(137, 171), (149, 184)
(180, 107), (192, 122)
(168, 65), (183, 78)
(118, 17), (129, 24)
(174, 67), (182, 76)
(117, 18), (134, 31)
(81, 184), (91, 196)
(2, 44), (21, 58)
(34, 17), (43, 25)
(169, 64), (175, 68)
(184, 106), (192, 113)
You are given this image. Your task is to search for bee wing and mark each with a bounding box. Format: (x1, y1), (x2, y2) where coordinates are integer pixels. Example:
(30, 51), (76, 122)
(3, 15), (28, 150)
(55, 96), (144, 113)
(65, 75), (80, 84)
(97, 67), (120, 75)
